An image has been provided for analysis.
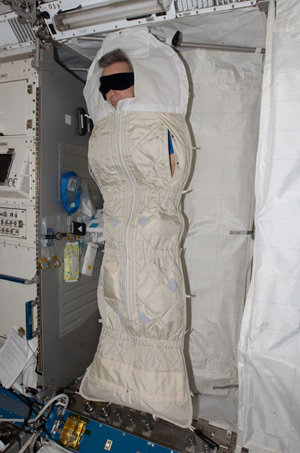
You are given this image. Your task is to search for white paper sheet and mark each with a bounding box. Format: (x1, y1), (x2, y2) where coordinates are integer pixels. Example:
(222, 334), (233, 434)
(0, 327), (36, 389)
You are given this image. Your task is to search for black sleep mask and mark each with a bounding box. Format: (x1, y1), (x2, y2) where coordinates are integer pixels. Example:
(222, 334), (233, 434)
(99, 72), (134, 99)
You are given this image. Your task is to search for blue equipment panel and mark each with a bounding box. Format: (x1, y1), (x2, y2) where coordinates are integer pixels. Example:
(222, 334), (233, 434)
(0, 386), (31, 425)
(0, 387), (181, 453)
(46, 409), (180, 453)
(72, 422), (149, 452)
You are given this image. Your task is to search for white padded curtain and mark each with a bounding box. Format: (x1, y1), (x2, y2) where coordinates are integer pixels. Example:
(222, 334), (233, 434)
(181, 48), (263, 428)
(237, 0), (300, 451)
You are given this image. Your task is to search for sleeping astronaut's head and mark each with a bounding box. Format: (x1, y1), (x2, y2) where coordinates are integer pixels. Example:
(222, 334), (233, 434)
(98, 48), (135, 108)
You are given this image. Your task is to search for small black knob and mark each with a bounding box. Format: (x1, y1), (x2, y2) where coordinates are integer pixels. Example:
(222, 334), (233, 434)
(97, 403), (110, 418)
(81, 398), (94, 412)
(127, 413), (136, 426)
(188, 434), (196, 446)
(143, 419), (152, 431)
(113, 409), (122, 422)
(40, 11), (50, 19)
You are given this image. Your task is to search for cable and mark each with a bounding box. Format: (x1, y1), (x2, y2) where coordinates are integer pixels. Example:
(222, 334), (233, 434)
(1, 393), (68, 451)
(35, 400), (77, 452)
(0, 418), (27, 423)
(28, 393), (69, 425)
(1, 402), (35, 451)
(5, 388), (38, 412)
(20, 343), (37, 378)
(3, 389), (39, 425)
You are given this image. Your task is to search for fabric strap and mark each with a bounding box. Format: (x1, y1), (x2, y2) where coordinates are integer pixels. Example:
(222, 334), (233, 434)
(99, 72), (134, 99)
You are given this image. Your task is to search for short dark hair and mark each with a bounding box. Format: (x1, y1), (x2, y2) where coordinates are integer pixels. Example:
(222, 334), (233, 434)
(98, 48), (134, 72)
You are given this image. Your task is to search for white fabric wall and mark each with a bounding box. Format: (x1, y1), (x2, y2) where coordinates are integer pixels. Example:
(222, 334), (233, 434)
(151, 8), (266, 50)
(180, 49), (263, 428)
(237, 0), (300, 451)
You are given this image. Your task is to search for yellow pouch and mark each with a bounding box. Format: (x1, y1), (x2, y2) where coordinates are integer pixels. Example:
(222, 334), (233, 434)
(64, 241), (79, 282)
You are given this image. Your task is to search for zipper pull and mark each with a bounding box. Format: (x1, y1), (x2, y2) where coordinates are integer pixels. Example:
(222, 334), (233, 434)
(116, 99), (124, 111)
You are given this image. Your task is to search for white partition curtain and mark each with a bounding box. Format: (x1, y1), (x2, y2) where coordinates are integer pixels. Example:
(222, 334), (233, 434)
(181, 49), (263, 428)
(237, 0), (300, 451)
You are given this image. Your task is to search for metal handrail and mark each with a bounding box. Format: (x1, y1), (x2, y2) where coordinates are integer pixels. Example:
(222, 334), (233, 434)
(0, 274), (36, 285)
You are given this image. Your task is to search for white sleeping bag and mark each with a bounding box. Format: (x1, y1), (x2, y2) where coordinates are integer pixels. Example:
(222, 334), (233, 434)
(79, 27), (193, 428)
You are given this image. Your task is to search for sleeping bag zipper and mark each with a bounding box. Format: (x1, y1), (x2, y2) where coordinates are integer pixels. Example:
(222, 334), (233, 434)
(116, 104), (134, 320)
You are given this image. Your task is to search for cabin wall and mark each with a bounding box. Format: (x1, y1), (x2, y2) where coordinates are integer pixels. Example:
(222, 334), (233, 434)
(237, 0), (300, 451)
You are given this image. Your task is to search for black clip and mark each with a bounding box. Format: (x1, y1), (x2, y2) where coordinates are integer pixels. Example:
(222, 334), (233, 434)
(194, 429), (220, 451)
(72, 222), (86, 236)
(43, 232), (67, 240)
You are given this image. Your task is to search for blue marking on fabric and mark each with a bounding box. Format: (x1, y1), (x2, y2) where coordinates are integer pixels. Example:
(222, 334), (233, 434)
(110, 217), (120, 228)
(116, 309), (123, 319)
(168, 130), (174, 155)
(137, 313), (150, 325)
(138, 216), (151, 227)
(167, 279), (178, 293)
(89, 223), (99, 228)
